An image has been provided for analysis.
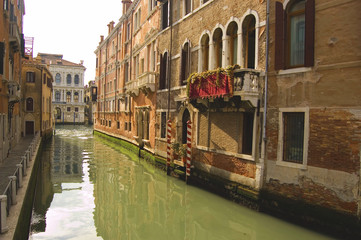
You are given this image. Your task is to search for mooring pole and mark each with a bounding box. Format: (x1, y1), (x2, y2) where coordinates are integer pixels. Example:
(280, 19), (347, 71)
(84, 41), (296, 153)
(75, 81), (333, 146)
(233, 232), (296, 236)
(186, 120), (192, 184)
(166, 119), (172, 175)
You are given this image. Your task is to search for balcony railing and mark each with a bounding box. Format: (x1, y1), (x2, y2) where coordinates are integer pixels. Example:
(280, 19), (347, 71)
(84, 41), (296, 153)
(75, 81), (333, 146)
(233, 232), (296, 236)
(8, 82), (20, 103)
(125, 72), (157, 96)
(138, 72), (156, 94)
(187, 67), (263, 107)
(9, 20), (21, 51)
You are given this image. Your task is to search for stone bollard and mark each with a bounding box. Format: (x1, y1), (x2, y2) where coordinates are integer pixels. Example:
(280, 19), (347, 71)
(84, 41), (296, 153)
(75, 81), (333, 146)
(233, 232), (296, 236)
(22, 156), (27, 175)
(26, 150), (30, 163)
(0, 195), (8, 233)
(16, 164), (23, 188)
(8, 176), (17, 205)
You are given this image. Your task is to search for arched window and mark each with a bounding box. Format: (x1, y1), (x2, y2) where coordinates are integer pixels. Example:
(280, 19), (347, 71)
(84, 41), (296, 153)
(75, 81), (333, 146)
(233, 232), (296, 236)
(56, 107), (61, 119)
(180, 41), (191, 85)
(55, 91), (61, 102)
(55, 73), (61, 84)
(74, 92), (79, 102)
(213, 28), (223, 68)
(26, 97), (33, 111)
(200, 34), (209, 71)
(74, 75), (80, 85)
(66, 91), (71, 102)
(67, 74), (72, 84)
(288, 0), (305, 67)
(227, 22), (238, 66)
(243, 15), (256, 69)
(275, 0), (314, 70)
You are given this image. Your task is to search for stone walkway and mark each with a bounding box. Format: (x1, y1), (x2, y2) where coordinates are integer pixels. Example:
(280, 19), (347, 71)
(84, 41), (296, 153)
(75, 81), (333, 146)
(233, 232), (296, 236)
(0, 136), (33, 195)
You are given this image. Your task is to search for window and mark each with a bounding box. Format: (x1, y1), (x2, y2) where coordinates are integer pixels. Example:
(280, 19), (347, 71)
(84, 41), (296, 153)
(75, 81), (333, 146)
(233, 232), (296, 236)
(74, 92), (79, 102)
(75, 107), (78, 112)
(74, 75), (79, 85)
(203, 0), (209, 4)
(200, 34), (209, 71)
(55, 91), (61, 102)
(67, 74), (72, 84)
(282, 112), (304, 163)
(180, 42), (191, 85)
(26, 72), (35, 83)
(126, 22), (131, 41)
(124, 62), (129, 83)
(227, 22), (238, 66)
(117, 121), (120, 129)
(26, 97), (33, 111)
(278, 109), (309, 166)
(66, 91), (71, 103)
(160, 112), (167, 138)
(159, 52), (168, 90)
(149, 0), (157, 13)
(161, 1), (169, 30)
(185, 0), (191, 15)
(43, 73), (46, 84)
(213, 28), (223, 68)
(242, 15), (256, 69)
(67, 107), (71, 112)
(242, 112), (254, 155)
(275, 0), (314, 70)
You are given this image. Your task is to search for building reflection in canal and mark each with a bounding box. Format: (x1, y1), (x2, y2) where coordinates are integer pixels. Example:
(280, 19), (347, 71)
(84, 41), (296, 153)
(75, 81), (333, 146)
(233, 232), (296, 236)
(30, 126), (330, 240)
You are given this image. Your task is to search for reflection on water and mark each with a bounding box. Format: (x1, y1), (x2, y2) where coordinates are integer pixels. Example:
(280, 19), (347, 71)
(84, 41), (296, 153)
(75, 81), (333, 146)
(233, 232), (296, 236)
(30, 126), (332, 240)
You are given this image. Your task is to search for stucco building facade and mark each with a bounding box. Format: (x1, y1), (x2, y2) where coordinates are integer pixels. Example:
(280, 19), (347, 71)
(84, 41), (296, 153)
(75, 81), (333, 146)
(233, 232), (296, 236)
(39, 53), (86, 124)
(21, 56), (54, 138)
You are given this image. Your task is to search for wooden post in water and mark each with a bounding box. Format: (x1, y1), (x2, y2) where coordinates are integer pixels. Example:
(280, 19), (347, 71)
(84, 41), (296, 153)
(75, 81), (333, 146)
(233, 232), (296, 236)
(166, 120), (172, 175)
(186, 120), (192, 184)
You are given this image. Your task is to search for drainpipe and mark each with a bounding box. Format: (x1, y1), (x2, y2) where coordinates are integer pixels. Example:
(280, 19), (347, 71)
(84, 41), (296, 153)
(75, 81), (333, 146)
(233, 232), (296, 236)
(167, 0), (173, 119)
(261, 0), (270, 188)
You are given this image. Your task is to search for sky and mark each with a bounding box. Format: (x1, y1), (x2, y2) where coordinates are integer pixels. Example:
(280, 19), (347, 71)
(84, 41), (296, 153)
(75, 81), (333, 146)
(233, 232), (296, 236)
(23, 0), (123, 86)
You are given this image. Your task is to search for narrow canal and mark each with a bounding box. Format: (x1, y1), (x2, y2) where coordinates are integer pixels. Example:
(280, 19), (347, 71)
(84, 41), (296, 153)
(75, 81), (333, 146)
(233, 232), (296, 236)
(29, 126), (332, 240)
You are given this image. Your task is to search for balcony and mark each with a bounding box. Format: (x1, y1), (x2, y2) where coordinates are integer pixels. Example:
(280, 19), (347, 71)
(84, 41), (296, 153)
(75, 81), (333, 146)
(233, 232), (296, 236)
(125, 72), (157, 97)
(138, 72), (156, 94)
(8, 82), (20, 103)
(187, 67), (263, 107)
(9, 20), (21, 52)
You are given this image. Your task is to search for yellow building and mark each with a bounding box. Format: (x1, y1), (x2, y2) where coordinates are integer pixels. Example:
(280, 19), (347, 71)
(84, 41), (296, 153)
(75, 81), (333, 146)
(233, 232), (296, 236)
(21, 56), (53, 138)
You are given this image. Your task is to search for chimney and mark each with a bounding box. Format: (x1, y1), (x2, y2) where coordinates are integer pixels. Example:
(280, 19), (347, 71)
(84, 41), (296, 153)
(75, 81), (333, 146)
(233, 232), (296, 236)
(100, 35), (104, 44)
(122, 0), (132, 14)
(108, 21), (115, 34)
(80, 60), (84, 65)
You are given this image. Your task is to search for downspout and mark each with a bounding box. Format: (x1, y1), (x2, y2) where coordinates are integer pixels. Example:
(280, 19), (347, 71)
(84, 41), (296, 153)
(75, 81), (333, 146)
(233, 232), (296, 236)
(40, 68), (43, 136)
(261, 0), (270, 188)
(115, 28), (119, 123)
(104, 41), (108, 122)
(167, 0), (173, 118)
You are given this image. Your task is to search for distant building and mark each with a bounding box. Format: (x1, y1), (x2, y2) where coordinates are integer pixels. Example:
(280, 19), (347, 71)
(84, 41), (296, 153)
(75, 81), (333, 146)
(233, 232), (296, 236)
(84, 80), (97, 125)
(0, 0), (25, 163)
(39, 53), (86, 124)
(21, 56), (54, 138)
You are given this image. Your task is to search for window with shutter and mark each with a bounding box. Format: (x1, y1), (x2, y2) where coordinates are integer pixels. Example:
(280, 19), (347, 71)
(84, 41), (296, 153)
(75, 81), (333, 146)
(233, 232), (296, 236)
(274, 0), (314, 70)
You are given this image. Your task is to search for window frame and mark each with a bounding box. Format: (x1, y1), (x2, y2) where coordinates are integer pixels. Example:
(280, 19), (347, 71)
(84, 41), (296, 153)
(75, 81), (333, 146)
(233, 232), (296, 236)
(26, 97), (34, 112)
(26, 72), (35, 83)
(277, 107), (309, 169)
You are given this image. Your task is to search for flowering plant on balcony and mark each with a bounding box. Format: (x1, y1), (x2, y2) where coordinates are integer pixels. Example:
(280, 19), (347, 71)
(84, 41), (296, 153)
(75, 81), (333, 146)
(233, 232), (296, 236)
(186, 65), (240, 99)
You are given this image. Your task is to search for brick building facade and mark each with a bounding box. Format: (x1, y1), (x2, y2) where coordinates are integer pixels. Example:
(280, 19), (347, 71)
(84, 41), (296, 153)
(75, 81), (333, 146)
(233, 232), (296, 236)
(0, 0), (25, 163)
(93, 0), (361, 227)
(263, 0), (361, 223)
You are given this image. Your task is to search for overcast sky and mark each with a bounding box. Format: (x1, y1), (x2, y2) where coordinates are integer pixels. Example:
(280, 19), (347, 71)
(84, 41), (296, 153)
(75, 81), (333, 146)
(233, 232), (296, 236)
(23, 0), (122, 86)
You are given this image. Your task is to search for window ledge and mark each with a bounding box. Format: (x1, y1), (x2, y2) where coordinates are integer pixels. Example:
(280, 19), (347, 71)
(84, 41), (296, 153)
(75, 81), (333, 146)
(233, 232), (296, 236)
(278, 67), (312, 75)
(196, 145), (254, 162)
(276, 160), (307, 170)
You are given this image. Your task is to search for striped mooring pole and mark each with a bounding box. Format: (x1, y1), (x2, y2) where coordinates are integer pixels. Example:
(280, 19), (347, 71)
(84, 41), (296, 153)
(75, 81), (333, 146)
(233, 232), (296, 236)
(166, 119), (172, 175)
(186, 120), (192, 183)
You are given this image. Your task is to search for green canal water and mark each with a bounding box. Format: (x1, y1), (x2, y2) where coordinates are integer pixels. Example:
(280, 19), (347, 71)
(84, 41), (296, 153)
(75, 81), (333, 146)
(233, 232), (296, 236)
(29, 126), (333, 240)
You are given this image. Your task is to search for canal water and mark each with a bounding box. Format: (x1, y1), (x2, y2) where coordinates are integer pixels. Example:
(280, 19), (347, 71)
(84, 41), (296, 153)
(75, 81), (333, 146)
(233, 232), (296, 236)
(29, 126), (332, 240)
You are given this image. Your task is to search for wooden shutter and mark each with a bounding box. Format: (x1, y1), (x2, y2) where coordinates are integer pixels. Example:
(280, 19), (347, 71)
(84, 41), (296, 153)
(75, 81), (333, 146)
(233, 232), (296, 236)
(0, 42), (4, 75)
(305, 0), (315, 67)
(179, 47), (184, 86)
(275, 1), (285, 70)
(187, 42), (191, 83)
(159, 54), (164, 89)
